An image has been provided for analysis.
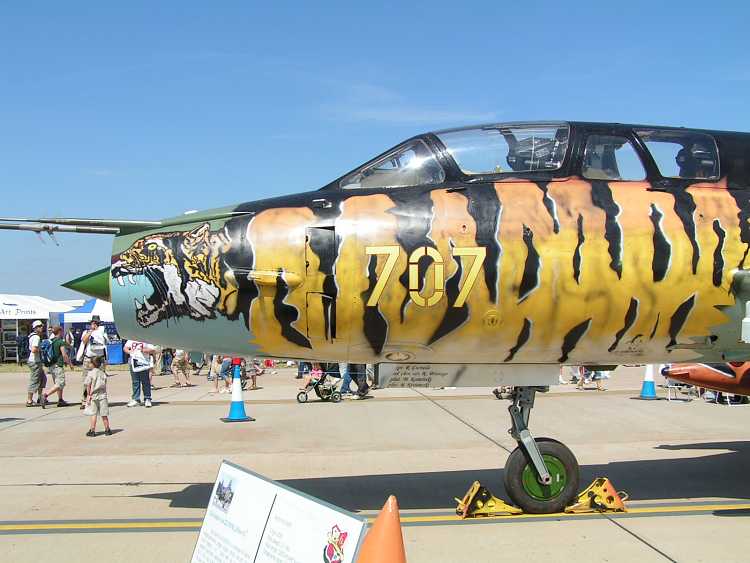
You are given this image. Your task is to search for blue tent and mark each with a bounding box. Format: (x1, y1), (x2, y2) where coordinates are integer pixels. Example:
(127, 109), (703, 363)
(61, 299), (114, 324)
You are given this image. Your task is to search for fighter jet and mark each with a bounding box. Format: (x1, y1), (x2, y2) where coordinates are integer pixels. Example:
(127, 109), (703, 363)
(4, 120), (750, 514)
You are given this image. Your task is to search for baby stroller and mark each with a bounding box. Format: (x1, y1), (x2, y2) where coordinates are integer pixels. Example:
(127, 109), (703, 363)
(296, 364), (342, 403)
(239, 358), (264, 390)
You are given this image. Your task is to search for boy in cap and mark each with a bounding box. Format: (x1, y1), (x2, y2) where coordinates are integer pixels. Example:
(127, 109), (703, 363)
(26, 320), (46, 407)
(84, 356), (111, 436)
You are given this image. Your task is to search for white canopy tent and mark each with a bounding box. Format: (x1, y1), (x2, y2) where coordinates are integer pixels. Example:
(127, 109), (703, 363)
(0, 294), (77, 362)
(0, 294), (75, 320)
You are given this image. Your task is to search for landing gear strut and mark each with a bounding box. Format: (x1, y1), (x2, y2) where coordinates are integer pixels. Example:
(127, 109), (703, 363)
(503, 386), (579, 513)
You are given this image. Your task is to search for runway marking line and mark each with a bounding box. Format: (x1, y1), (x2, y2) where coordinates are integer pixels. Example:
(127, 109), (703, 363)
(0, 521), (202, 531)
(1, 503), (749, 533)
(395, 502), (750, 524)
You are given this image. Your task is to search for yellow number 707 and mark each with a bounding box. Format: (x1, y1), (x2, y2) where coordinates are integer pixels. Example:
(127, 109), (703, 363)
(365, 245), (486, 308)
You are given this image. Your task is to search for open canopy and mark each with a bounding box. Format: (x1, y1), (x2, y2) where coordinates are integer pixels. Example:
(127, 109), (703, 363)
(62, 298), (114, 324)
(0, 294), (75, 320)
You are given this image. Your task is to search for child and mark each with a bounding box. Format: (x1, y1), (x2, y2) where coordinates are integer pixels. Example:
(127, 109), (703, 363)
(300, 362), (323, 390)
(84, 356), (112, 436)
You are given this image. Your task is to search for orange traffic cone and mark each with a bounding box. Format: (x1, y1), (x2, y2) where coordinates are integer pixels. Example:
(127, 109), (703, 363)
(357, 495), (406, 563)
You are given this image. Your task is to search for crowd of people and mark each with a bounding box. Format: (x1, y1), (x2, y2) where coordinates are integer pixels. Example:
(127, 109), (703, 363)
(23, 317), (379, 436)
(26, 323), (605, 426)
(25, 315), (111, 409)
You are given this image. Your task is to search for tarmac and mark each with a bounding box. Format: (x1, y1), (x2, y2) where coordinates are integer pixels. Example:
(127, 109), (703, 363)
(1, 364), (749, 562)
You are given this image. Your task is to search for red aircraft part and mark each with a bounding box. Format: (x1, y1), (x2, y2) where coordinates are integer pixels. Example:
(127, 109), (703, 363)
(663, 362), (750, 396)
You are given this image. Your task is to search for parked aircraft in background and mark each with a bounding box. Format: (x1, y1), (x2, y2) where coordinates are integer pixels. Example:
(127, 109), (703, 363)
(663, 362), (750, 396)
(4, 120), (750, 513)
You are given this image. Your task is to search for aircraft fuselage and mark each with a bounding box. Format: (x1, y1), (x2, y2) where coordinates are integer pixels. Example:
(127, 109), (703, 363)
(107, 121), (750, 369)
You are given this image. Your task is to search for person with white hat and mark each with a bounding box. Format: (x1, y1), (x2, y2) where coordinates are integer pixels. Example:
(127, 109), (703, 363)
(78, 315), (110, 409)
(26, 320), (46, 407)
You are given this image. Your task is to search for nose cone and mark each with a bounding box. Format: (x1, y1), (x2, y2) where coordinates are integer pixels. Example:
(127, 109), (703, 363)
(661, 364), (691, 385)
(62, 267), (111, 301)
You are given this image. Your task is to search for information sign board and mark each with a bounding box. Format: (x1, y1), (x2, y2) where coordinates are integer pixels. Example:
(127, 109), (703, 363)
(192, 461), (367, 563)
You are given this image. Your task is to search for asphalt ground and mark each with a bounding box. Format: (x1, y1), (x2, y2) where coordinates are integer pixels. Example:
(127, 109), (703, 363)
(1, 365), (748, 562)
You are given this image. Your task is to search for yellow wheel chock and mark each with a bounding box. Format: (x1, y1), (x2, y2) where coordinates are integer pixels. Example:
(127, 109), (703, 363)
(455, 481), (523, 518)
(456, 478), (627, 518)
(564, 477), (628, 514)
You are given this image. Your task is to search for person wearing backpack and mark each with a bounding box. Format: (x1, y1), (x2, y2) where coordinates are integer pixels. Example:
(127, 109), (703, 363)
(26, 320), (47, 407)
(42, 326), (73, 407)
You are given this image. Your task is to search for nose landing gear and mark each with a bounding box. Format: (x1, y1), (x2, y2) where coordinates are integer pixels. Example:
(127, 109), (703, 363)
(503, 386), (580, 514)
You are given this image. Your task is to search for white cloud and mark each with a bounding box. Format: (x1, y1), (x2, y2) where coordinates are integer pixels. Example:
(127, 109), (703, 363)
(322, 82), (498, 126)
(84, 168), (114, 177)
(336, 106), (498, 125)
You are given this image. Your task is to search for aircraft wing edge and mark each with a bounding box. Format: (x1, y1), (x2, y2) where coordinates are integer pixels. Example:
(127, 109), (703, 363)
(0, 210), (253, 235)
(0, 222), (121, 234)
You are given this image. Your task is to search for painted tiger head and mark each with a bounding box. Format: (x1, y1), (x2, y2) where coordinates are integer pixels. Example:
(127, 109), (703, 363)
(112, 224), (231, 327)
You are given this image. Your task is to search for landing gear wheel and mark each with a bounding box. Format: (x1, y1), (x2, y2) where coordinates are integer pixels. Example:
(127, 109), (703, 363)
(331, 392), (342, 403)
(296, 391), (308, 404)
(503, 438), (579, 514)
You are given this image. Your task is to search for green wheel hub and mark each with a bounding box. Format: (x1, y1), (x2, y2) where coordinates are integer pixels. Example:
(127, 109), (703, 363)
(521, 454), (568, 501)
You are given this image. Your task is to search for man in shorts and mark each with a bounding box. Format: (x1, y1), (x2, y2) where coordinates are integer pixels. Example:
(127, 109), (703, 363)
(171, 349), (191, 387)
(79, 316), (109, 409)
(43, 326), (73, 407)
(218, 356), (233, 393)
(26, 320), (46, 407)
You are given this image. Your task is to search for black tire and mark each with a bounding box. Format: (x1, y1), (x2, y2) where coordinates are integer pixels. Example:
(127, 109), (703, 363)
(503, 437), (579, 514)
(331, 392), (342, 403)
(296, 391), (308, 404)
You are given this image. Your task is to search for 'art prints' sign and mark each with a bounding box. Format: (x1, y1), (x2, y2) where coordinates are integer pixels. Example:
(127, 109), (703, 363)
(0, 305), (39, 318)
(191, 461), (367, 563)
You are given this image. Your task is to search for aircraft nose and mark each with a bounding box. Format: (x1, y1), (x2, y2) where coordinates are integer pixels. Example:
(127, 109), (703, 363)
(63, 267), (111, 301)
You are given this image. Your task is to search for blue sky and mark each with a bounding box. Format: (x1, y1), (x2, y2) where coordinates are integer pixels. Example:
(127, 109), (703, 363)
(1, 1), (748, 298)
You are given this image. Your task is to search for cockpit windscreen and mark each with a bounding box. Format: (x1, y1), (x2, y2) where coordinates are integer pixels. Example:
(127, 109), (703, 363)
(340, 140), (445, 189)
(437, 124), (569, 175)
